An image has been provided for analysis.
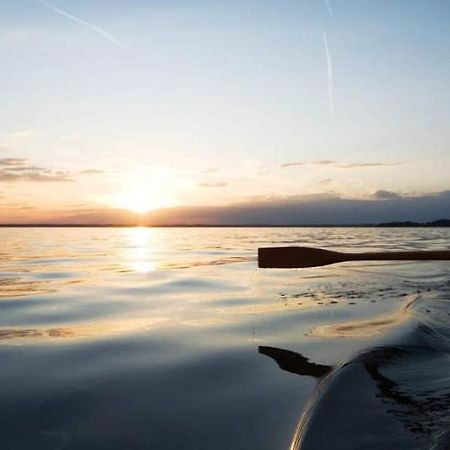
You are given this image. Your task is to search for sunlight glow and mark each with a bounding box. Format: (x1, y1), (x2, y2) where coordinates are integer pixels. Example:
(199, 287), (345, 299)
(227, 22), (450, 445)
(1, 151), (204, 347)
(125, 192), (164, 214)
(111, 176), (178, 214)
(123, 227), (156, 273)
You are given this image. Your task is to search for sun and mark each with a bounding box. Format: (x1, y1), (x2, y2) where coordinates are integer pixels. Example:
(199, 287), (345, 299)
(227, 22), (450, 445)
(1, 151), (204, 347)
(113, 186), (176, 214)
(100, 168), (181, 214)
(126, 193), (158, 214)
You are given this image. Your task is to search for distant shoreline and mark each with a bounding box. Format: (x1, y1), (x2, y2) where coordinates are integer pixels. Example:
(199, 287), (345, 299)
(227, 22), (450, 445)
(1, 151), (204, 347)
(1, 220), (449, 228)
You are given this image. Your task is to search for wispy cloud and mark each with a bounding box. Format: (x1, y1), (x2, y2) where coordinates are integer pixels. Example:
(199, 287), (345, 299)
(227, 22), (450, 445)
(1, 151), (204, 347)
(198, 181), (228, 188)
(0, 158), (27, 166)
(322, 33), (334, 117)
(340, 162), (402, 169)
(6, 165), (48, 172)
(0, 158), (73, 182)
(36, 0), (123, 48)
(79, 169), (105, 175)
(281, 160), (403, 169)
(2, 202), (36, 210)
(0, 171), (73, 183)
(281, 160), (335, 168)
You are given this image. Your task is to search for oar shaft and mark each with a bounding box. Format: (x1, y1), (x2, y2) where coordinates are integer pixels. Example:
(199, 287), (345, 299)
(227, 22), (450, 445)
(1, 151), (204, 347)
(258, 246), (450, 268)
(345, 250), (450, 262)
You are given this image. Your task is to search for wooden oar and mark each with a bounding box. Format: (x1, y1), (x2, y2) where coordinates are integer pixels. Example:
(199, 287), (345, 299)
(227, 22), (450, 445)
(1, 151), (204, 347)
(258, 246), (450, 268)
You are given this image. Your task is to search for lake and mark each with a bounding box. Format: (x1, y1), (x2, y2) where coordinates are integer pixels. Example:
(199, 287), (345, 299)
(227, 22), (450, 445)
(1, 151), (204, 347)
(0, 227), (449, 449)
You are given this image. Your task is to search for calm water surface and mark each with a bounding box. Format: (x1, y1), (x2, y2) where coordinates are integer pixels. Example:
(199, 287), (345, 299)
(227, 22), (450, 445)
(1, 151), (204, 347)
(0, 227), (449, 449)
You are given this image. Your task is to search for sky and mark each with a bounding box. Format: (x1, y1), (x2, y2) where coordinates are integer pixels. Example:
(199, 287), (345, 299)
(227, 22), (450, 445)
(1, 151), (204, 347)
(0, 0), (449, 224)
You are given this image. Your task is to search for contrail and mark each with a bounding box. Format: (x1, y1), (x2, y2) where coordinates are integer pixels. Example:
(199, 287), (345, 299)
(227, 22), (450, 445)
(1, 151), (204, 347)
(36, 0), (123, 47)
(323, 0), (335, 20)
(322, 32), (334, 117)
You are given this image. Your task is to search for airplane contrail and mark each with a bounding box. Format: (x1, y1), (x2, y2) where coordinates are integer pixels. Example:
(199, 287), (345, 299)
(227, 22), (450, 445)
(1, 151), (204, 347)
(323, 0), (335, 20)
(322, 32), (334, 117)
(36, 0), (123, 47)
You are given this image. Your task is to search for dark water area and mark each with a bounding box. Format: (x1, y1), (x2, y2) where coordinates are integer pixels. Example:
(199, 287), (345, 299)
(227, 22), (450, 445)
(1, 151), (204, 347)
(0, 227), (449, 449)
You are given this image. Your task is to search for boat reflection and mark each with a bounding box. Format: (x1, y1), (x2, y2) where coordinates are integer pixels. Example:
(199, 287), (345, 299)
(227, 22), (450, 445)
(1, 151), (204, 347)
(260, 342), (450, 449)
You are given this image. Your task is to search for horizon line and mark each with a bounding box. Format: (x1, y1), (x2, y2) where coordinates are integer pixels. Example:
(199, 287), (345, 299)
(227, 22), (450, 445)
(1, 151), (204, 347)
(0, 219), (449, 228)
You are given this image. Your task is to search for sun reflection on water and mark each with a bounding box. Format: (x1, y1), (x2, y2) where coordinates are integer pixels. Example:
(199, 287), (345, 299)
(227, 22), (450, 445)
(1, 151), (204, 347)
(123, 227), (156, 273)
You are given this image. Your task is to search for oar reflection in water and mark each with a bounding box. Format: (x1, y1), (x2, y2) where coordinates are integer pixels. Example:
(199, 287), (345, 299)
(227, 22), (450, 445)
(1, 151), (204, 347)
(258, 346), (331, 379)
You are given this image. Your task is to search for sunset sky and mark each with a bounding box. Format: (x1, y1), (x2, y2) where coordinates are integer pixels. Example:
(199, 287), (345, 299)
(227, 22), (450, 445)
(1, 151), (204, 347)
(1, 0), (449, 224)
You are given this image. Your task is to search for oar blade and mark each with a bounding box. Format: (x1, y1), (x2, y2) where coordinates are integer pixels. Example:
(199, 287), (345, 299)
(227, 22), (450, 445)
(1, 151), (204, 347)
(258, 246), (343, 268)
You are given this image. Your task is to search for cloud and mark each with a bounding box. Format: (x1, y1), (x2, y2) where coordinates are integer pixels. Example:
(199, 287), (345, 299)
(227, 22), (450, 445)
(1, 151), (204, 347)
(374, 190), (402, 200)
(79, 169), (105, 175)
(198, 181), (228, 188)
(143, 190), (450, 225)
(280, 160), (403, 169)
(4, 204), (36, 210)
(281, 160), (335, 168)
(6, 165), (48, 172)
(0, 171), (73, 182)
(0, 158), (27, 166)
(0, 158), (74, 182)
(48, 207), (136, 225)
(7, 190), (450, 225)
(339, 162), (402, 169)
(0, 200), (37, 211)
